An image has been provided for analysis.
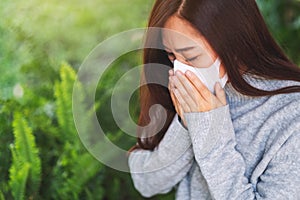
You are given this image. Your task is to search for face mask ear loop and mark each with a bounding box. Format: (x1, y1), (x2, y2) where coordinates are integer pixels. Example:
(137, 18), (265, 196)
(213, 57), (228, 87)
(213, 57), (221, 73)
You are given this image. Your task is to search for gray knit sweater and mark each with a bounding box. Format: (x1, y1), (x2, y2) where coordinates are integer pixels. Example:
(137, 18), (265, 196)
(128, 72), (300, 199)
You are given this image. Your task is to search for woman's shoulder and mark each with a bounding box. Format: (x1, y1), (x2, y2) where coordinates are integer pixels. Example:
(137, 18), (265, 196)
(271, 79), (300, 109)
(247, 73), (300, 124)
(243, 73), (300, 107)
(242, 72), (300, 92)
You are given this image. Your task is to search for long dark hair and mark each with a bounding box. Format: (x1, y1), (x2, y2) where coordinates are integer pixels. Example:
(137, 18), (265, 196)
(129, 0), (300, 152)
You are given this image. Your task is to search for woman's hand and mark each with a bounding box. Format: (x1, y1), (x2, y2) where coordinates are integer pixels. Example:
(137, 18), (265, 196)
(168, 69), (187, 127)
(169, 70), (227, 114)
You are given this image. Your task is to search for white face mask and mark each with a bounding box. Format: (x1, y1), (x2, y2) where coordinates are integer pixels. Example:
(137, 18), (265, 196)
(173, 58), (228, 93)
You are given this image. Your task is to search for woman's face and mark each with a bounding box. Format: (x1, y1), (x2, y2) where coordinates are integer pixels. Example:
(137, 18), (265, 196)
(162, 15), (226, 77)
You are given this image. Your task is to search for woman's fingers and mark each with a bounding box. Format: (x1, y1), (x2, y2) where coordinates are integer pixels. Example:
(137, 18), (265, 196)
(168, 71), (185, 120)
(168, 80), (177, 109)
(215, 82), (227, 106)
(172, 88), (191, 113)
(169, 69), (227, 113)
(168, 69), (175, 89)
(185, 70), (215, 102)
(175, 71), (201, 105)
(171, 74), (197, 111)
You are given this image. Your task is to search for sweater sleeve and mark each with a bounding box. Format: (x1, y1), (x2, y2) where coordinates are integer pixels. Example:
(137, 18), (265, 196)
(184, 104), (300, 199)
(128, 114), (194, 198)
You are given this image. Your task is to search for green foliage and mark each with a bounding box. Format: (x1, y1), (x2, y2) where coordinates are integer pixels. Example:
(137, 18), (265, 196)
(0, 190), (4, 200)
(0, 0), (299, 200)
(9, 162), (29, 200)
(50, 63), (103, 199)
(257, 0), (300, 64)
(9, 112), (41, 199)
(54, 63), (77, 139)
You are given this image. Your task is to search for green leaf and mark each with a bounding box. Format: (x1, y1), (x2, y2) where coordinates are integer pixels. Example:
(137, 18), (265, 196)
(9, 113), (41, 198)
(9, 159), (30, 200)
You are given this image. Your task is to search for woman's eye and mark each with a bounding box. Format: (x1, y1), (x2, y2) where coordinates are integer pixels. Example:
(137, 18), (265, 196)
(185, 56), (199, 62)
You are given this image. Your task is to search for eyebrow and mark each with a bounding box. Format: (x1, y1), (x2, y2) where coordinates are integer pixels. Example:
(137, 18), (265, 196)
(175, 46), (196, 52)
(163, 44), (196, 53)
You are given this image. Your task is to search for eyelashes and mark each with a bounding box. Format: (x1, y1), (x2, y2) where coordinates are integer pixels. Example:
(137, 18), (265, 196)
(185, 56), (199, 62)
(165, 51), (199, 63)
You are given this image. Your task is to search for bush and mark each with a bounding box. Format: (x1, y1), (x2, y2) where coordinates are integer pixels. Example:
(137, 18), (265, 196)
(0, 0), (299, 199)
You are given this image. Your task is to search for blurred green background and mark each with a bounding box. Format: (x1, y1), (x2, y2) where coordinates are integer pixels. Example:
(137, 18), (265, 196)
(0, 0), (299, 199)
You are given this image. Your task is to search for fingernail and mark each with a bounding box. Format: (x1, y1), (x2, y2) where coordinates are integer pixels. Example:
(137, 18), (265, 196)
(175, 70), (182, 76)
(186, 70), (192, 77)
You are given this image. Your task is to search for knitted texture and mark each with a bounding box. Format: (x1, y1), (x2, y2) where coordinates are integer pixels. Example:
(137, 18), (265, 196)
(129, 73), (300, 199)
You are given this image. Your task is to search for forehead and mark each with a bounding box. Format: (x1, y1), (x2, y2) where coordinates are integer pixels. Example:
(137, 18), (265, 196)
(162, 15), (207, 50)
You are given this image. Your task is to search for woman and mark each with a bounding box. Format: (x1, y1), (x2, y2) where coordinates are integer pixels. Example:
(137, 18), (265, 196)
(128, 0), (300, 199)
